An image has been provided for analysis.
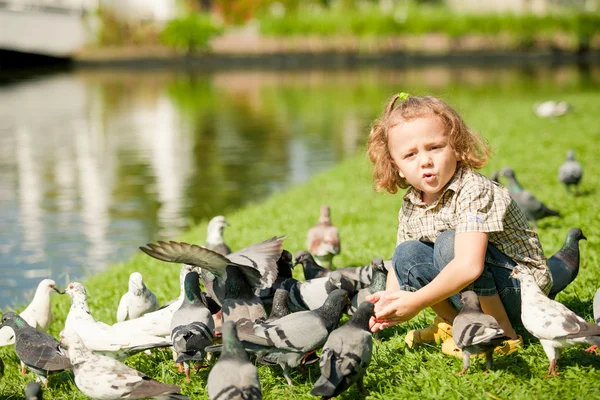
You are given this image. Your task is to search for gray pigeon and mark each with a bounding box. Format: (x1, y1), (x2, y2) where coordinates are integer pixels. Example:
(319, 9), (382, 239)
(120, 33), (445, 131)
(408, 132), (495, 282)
(170, 271), (215, 381)
(266, 288), (291, 323)
(294, 250), (330, 280)
(334, 259), (379, 291)
(222, 265), (267, 327)
(257, 249), (295, 307)
(61, 329), (189, 400)
(207, 321), (262, 400)
(349, 257), (387, 315)
(0, 312), (71, 387)
(25, 381), (43, 400)
(140, 236), (285, 305)
(281, 272), (355, 313)
(510, 265), (600, 376)
(307, 205), (341, 268)
(452, 291), (509, 375)
(548, 228), (587, 299)
(501, 167), (561, 228)
(117, 272), (159, 322)
(205, 216), (231, 256)
(207, 289), (349, 385)
(310, 301), (374, 398)
(559, 150), (583, 195)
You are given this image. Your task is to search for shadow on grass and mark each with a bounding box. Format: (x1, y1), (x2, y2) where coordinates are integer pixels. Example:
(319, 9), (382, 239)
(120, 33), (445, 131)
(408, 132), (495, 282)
(494, 354), (534, 378)
(560, 295), (594, 318)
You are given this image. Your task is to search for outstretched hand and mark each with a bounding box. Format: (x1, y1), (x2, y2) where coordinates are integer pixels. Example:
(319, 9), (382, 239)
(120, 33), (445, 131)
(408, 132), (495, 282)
(366, 290), (423, 333)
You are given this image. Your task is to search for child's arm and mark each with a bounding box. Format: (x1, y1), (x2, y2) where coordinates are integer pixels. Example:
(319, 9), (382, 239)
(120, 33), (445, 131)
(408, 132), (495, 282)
(369, 231), (487, 327)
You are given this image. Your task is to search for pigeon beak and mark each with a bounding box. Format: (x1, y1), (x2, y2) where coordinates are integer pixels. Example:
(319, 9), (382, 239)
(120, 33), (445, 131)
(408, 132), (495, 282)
(53, 287), (65, 295)
(582, 233), (587, 240)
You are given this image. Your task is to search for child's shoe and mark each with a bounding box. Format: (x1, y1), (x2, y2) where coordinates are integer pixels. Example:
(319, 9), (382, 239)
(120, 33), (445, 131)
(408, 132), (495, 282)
(404, 316), (453, 348)
(441, 335), (523, 358)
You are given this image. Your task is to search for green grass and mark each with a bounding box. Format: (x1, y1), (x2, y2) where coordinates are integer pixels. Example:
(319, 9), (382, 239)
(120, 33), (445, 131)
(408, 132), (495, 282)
(1, 87), (599, 399)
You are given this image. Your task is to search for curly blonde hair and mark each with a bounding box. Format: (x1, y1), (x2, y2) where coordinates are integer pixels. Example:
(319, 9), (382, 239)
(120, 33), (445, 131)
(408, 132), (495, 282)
(367, 94), (491, 194)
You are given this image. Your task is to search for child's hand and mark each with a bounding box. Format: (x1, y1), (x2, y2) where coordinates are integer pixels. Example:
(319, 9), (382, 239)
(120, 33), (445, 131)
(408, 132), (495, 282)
(366, 290), (423, 332)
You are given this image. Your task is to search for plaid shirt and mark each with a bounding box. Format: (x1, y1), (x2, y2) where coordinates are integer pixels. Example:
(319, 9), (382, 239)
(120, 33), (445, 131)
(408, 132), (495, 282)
(397, 167), (552, 294)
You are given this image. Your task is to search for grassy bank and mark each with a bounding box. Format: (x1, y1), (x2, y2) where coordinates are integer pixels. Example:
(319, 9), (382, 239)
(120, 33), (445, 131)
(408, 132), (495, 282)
(0, 87), (599, 399)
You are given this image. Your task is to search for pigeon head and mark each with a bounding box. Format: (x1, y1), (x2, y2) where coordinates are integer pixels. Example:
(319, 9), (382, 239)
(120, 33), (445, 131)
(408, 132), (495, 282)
(183, 271), (203, 303)
(566, 149), (575, 160)
(500, 167), (515, 178)
(460, 291), (481, 311)
(38, 279), (64, 295)
(0, 312), (29, 330)
(349, 301), (375, 331)
(277, 250), (295, 279)
(566, 228), (587, 243)
(207, 215), (229, 235)
(319, 204), (332, 223)
(25, 381), (43, 400)
(65, 282), (87, 300)
(371, 257), (385, 271)
(128, 272), (145, 292)
(508, 265), (530, 280)
(294, 250), (314, 266)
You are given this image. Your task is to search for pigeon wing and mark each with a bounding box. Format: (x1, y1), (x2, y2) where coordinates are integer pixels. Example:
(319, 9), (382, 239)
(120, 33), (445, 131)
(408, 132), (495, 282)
(227, 236), (286, 290)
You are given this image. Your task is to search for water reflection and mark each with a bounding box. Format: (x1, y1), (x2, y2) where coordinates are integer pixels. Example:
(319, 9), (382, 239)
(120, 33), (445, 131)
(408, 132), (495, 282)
(0, 65), (598, 307)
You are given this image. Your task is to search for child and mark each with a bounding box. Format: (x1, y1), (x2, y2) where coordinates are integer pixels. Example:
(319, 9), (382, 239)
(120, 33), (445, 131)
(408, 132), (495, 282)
(365, 93), (552, 356)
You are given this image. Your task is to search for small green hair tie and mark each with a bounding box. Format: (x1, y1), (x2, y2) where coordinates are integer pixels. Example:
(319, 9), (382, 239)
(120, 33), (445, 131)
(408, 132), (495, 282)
(397, 92), (410, 101)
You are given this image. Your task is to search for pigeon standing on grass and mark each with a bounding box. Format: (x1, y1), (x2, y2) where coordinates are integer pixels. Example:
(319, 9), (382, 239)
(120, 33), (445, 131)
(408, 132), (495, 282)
(501, 167), (561, 228)
(61, 329), (189, 400)
(207, 321), (262, 400)
(140, 236), (285, 306)
(534, 101), (570, 118)
(117, 272), (159, 322)
(548, 228), (587, 299)
(559, 150), (583, 195)
(64, 282), (170, 359)
(311, 301), (374, 398)
(204, 216), (231, 256)
(0, 312), (71, 387)
(0, 279), (64, 375)
(221, 265), (267, 326)
(510, 266), (600, 376)
(452, 291), (509, 375)
(25, 382), (43, 400)
(349, 258), (387, 315)
(207, 289), (349, 385)
(171, 272), (215, 381)
(307, 205), (341, 268)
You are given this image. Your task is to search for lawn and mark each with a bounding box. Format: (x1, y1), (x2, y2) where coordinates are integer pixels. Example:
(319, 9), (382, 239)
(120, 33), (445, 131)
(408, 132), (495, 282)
(0, 75), (599, 399)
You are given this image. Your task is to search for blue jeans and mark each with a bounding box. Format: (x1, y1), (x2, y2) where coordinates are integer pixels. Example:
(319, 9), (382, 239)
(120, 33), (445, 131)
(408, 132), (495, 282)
(392, 230), (522, 326)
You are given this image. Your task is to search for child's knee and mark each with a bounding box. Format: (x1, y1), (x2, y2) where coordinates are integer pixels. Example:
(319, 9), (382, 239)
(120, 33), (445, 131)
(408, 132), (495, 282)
(434, 230), (455, 267)
(392, 240), (428, 275)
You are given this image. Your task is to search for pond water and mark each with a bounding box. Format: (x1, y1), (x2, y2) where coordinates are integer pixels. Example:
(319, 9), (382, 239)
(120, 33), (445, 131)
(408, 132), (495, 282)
(0, 64), (598, 308)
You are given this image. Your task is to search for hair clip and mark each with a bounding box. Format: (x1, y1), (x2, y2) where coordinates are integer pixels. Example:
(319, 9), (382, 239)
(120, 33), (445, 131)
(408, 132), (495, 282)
(397, 92), (410, 101)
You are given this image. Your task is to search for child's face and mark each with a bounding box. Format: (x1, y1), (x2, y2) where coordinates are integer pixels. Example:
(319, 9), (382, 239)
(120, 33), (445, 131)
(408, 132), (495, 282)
(388, 116), (457, 204)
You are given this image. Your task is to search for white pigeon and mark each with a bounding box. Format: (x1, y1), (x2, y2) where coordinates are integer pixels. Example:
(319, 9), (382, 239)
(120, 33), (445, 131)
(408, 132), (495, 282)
(534, 101), (571, 118)
(61, 329), (189, 400)
(204, 215), (231, 256)
(510, 265), (600, 376)
(0, 278), (63, 374)
(112, 265), (193, 338)
(64, 282), (170, 359)
(116, 272), (159, 322)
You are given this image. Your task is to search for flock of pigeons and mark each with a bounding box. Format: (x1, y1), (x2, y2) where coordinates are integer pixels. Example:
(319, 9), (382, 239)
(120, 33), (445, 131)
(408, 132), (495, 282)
(0, 148), (592, 399)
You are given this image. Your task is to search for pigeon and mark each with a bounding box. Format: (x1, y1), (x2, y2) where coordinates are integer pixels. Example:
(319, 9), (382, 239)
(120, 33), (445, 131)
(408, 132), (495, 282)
(452, 291), (509, 375)
(60, 329), (189, 400)
(548, 228), (587, 299)
(0, 312), (71, 387)
(349, 257), (387, 315)
(558, 150), (583, 195)
(207, 321), (262, 400)
(307, 205), (341, 268)
(266, 288), (291, 323)
(534, 101), (570, 118)
(584, 288), (600, 354)
(64, 282), (171, 359)
(170, 271), (215, 381)
(222, 265), (267, 326)
(205, 215), (231, 256)
(140, 236), (285, 305)
(207, 289), (349, 385)
(281, 271), (355, 313)
(295, 250), (330, 280)
(257, 249), (295, 307)
(311, 301), (374, 398)
(0, 279), (63, 348)
(112, 265), (194, 337)
(509, 265), (600, 376)
(501, 167), (561, 228)
(117, 272), (159, 322)
(334, 260), (377, 291)
(25, 381), (43, 400)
